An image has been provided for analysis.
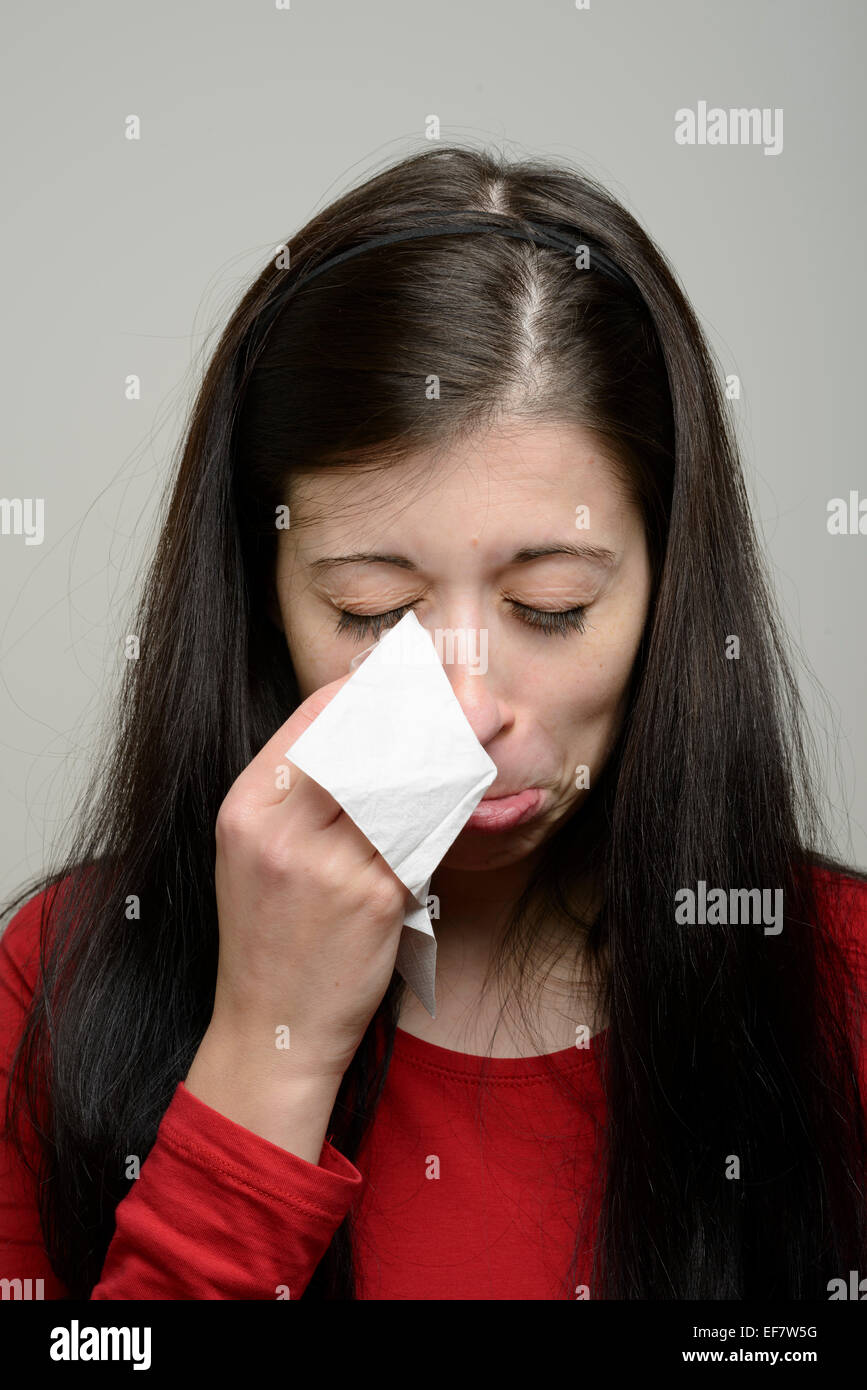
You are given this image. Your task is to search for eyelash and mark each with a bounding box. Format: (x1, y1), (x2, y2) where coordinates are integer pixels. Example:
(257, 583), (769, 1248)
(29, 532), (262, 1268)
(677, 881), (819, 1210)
(334, 601), (588, 640)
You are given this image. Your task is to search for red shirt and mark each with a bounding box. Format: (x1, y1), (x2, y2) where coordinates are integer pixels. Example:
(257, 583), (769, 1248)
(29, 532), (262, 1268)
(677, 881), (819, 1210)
(1, 869), (865, 1300)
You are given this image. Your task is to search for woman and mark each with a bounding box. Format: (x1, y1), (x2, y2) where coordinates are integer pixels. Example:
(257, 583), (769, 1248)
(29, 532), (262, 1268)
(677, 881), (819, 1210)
(1, 145), (866, 1301)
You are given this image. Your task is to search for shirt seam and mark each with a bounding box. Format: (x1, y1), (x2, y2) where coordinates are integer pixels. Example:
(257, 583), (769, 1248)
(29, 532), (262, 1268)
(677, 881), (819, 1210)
(156, 1121), (359, 1221)
(390, 1051), (602, 1085)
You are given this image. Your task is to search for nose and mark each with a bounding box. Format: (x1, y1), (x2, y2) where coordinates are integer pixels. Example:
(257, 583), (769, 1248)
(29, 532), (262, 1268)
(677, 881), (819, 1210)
(441, 645), (509, 749)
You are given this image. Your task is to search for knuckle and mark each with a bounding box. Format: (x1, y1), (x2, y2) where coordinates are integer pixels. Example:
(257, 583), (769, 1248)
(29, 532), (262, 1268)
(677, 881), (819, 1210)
(365, 864), (407, 918)
(215, 796), (251, 846)
(255, 834), (295, 882)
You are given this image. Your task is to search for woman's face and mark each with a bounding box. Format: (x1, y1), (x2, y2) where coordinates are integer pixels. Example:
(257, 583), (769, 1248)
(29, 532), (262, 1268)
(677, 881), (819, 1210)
(273, 419), (652, 873)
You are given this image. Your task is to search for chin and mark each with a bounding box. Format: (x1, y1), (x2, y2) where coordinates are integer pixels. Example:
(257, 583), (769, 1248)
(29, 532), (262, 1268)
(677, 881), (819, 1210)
(439, 829), (544, 871)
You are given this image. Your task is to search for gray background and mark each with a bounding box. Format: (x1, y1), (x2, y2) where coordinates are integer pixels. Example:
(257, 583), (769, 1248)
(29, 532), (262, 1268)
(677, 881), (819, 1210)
(1, 0), (865, 903)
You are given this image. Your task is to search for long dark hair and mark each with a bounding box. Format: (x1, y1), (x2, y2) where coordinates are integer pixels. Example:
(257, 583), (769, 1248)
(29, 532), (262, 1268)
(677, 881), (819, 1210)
(4, 144), (866, 1299)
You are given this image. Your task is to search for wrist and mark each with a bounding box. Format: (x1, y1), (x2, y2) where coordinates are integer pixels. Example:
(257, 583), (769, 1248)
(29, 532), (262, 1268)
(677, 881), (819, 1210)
(185, 1023), (344, 1160)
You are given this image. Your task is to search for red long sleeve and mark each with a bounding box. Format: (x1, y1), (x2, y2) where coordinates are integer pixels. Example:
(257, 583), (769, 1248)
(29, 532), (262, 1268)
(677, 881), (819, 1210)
(0, 892), (361, 1300)
(90, 1082), (361, 1299)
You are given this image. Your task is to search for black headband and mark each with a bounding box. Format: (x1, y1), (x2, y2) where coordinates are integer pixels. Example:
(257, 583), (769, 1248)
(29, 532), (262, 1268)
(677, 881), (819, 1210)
(245, 213), (646, 364)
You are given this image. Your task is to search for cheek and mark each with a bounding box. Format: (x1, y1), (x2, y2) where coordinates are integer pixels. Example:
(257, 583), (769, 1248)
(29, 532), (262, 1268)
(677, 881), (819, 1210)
(542, 623), (643, 776)
(557, 668), (626, 763)
(519, 656), (625, 785)
(583, 631), (642, 716)
(281, 606), (350, 700)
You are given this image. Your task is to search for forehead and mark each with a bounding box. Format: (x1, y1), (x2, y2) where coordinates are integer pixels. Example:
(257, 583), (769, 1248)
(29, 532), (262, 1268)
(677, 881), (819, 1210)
(284, 420), (637, 546)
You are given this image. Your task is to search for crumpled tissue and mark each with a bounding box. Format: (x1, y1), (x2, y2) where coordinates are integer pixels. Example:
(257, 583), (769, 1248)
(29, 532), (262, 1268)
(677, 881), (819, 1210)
(284, 610), (497, 1015)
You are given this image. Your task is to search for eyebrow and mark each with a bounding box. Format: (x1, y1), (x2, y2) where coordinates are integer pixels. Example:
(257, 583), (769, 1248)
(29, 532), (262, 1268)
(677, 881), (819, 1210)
(308, 543), (618, 574)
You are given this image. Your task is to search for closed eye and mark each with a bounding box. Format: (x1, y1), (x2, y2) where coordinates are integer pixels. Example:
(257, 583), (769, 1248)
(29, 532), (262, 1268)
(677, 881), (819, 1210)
(334, 601), (588, 639)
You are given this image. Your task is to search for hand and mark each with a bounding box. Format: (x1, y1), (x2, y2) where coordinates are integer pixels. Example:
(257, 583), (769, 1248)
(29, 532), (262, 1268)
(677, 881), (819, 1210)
(204, 671), (412, 1082)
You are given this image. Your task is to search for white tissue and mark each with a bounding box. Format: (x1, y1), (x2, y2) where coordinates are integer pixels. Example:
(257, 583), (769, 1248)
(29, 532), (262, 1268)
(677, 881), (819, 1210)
(284, 611), (497, 1016)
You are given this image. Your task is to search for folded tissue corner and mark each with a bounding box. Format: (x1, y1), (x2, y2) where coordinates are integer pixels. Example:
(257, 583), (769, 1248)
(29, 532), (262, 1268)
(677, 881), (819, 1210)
(284, 610), (497, 1017)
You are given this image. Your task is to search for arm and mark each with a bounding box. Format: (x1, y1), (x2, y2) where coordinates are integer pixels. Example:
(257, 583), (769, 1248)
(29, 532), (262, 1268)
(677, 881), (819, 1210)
(90, 1078), (361, 1300)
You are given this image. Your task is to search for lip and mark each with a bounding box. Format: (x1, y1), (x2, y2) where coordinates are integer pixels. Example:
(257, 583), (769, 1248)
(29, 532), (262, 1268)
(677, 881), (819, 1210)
(465, 787), (545, 833)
